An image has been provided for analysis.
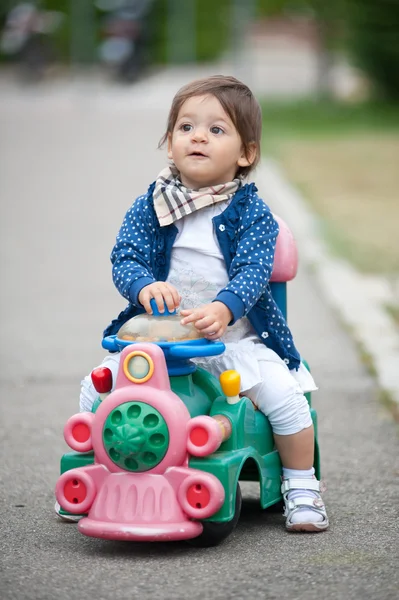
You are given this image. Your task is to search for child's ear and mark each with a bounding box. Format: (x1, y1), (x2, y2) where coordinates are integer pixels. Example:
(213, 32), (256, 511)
(237, 142), (257, 168)
(167, 134), (173, 160)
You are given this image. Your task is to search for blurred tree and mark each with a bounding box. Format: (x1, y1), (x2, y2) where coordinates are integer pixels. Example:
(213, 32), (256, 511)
(166, 0), (196, 63)
(0, 0), (72, 63)
(256, 1), (345, 98)
(69, 0), (96, 64)
(153, 0), (230, 64)
(309, 1), (346, 99)
(195, 0), (230, 62)
(346, 0), (399, 99)
(256, 0), (306, 17)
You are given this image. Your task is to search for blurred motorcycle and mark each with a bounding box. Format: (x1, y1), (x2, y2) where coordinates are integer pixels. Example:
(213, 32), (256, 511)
(96, 0), (154, 83)
(0, 2), (63, 81)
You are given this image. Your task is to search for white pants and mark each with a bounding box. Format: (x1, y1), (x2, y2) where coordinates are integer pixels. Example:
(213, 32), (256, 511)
(241, 359), (313, 435)
(80, 353), (312, 436)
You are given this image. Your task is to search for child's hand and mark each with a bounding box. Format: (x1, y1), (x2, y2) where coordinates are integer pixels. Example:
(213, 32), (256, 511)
(138, 282), (181, 315)
(180, 302), (232, 339)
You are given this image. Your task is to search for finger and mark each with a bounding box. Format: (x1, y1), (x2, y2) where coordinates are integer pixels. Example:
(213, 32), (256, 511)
(192, 316), (215, 331)
(138, 286), (150, 313)
(151, 289), (167, 313)
(139, 289), (153, 314)
(142, 301), (152, 315)
(181, 311), (203, 325)
(204, 328), (222, 340)
(161, 287), (178, 313)
(165, 283), (181, 308)
(199, 321), (220, 334)
(163, 284), (179, 309)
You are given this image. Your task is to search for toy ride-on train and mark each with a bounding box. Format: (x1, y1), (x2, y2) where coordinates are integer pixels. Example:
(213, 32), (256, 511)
(55, 216), (321, 546)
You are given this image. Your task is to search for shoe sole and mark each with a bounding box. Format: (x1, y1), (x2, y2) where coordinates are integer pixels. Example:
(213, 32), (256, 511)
(286, 521), (329, 532)
(54, 501), (82, 522)
(56, 513), (82, 523)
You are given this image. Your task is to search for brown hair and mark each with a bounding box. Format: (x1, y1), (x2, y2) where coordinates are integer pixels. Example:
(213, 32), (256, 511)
(159, 75), (262, 178)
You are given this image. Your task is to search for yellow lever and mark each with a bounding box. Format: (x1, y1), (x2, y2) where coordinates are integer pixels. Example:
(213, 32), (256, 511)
(220, 370), (241, 404)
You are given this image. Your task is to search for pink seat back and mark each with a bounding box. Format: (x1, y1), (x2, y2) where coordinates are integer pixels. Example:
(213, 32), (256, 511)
(270, 215), (298, 282)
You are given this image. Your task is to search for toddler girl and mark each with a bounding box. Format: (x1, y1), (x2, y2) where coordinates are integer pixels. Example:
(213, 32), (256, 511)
(80, 75), (328, 532)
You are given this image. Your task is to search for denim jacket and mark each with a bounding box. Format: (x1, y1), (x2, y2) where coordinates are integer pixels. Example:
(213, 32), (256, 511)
(104, 182), (301, 370)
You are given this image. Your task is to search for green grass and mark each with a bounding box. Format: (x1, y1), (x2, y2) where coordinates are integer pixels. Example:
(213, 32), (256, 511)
(385, 303), (399, 328)
(261, 99), (399, 145)
(379, 389), (399, 424)
(261, 99), (399, 274)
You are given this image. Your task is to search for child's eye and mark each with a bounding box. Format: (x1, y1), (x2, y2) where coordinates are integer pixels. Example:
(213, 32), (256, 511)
(210, 126), (224, 135)
(180, 124), (192, 132)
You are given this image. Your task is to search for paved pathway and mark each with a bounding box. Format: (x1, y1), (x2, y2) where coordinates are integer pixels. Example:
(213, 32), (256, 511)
(1, 75), (398, 600)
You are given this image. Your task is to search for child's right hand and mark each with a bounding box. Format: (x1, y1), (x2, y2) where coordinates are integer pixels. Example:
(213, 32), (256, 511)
(138, 282), (181, 315)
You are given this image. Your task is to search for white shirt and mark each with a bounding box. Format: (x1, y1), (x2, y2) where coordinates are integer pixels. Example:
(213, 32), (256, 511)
(166, 203), (317, 393)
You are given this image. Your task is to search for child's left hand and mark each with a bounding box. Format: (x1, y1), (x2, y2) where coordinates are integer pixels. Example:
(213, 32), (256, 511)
(180, 302), (232, 340)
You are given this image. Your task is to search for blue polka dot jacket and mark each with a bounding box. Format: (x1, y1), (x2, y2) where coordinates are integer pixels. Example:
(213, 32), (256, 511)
(104, 181), (301, 370)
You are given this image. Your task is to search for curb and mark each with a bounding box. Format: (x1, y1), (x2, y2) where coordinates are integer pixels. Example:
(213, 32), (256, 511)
(257, 159), (399, 406)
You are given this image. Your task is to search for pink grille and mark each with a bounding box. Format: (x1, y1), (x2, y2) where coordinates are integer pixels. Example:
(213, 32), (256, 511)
(89, 473), (181, 523)
(77, 471), (205, 541)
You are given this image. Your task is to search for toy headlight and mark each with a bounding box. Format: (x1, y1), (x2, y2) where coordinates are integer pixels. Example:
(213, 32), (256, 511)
(123, 351), (154, 384)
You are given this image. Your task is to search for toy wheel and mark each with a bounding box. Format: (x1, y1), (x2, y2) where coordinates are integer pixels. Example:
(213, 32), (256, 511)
(187, 484), (242, 548)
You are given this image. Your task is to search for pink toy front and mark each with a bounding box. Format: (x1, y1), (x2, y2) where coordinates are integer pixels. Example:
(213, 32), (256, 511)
(55, 343), (225, 541)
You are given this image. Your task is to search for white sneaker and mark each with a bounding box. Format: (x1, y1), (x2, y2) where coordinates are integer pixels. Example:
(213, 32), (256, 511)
(54, 501), (83, 522)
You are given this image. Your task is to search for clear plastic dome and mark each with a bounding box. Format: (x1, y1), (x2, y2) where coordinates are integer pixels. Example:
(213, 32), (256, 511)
(117, 312), (203, 343)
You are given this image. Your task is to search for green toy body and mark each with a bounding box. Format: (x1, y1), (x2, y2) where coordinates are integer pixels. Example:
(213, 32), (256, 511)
(59, 364), (319, 530)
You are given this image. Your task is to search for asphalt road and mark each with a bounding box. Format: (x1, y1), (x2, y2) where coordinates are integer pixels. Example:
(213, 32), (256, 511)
(1, 77), (398, 600)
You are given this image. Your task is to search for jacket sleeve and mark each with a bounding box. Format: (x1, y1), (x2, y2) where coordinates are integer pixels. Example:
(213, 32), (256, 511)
(111, 195), (157, 306)
(215, 198), (279, 323)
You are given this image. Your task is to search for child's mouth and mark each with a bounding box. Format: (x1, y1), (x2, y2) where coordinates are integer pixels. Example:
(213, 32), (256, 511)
(189, 152), (207, 158)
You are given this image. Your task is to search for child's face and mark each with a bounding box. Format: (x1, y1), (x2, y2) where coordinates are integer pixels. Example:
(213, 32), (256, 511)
(167, 94), (252, 189)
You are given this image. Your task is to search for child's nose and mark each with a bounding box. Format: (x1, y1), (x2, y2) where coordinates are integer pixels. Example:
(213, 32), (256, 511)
(191, 127), (208, 142)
